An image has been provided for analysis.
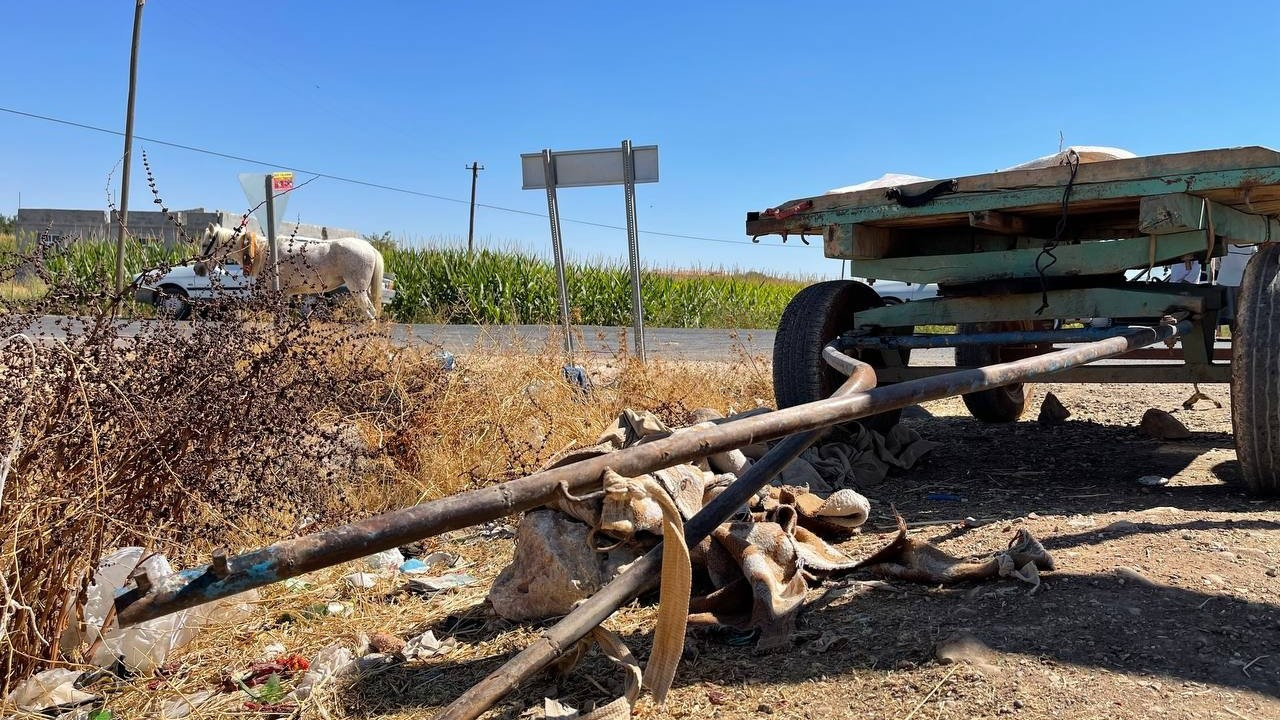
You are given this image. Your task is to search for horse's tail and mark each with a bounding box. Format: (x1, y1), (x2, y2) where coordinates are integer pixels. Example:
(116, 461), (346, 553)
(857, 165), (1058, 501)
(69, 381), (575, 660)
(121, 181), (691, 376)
(369, 249), (385, 317)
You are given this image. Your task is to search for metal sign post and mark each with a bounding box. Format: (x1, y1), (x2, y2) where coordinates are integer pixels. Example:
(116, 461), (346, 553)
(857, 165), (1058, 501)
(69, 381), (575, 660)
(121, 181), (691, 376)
(621, 140), (646, 361)
(239, 171), (293, 294)
(521, 142), (659, 361)
(541, 149), (574, 356)
(263, 175), (279, 293)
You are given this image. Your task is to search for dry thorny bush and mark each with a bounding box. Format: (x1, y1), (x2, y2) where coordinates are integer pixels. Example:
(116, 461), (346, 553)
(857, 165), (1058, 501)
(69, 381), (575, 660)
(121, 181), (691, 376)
(0, 184), (772, 694)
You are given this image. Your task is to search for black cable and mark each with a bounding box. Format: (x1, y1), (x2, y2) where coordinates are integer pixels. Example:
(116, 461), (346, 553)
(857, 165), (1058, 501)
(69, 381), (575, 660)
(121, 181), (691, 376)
(0, 105), (791, 249)
(1033, 149), (1081, 315)
(886, 179), (957, 208)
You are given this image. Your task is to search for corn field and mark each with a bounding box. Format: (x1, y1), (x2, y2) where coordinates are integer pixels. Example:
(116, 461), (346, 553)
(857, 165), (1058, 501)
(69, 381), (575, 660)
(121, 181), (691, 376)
(1, 234), (806, 328)
(384, 245), (804, 328)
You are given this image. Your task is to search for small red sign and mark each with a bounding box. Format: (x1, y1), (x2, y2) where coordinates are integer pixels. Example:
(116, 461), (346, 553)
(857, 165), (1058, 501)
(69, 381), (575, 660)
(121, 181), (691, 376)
(272, 172), (295, 192)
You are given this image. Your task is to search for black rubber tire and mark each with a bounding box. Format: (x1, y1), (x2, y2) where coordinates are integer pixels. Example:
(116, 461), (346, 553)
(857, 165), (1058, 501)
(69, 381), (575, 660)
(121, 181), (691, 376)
(154, 284), (191, 321)
(773, 280), (911, 433)
(1231, 242), (1280, 497)
(956, 321), (1034, 423)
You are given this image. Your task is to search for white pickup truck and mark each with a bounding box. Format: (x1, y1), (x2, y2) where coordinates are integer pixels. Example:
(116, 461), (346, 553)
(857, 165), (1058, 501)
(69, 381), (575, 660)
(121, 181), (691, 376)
(134, 261), (396, 319)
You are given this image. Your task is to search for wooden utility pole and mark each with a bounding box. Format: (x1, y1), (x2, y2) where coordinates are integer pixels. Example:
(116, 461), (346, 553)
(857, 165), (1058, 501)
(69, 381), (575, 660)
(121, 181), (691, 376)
(465, 162), (483, 253)
(114, 0), (145, 292)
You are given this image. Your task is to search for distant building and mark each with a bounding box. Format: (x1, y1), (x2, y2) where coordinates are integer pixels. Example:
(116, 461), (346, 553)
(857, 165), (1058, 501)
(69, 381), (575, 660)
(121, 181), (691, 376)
(14, 208), (362, 249)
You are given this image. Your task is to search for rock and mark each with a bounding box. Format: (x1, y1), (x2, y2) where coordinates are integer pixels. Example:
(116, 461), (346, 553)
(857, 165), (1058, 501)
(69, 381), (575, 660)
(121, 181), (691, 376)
(1114, 565), (1158, 587)
(757, 703), (775, 714)
(369, 631), (406, 655)
(488, 510), (639, 621)
(1139, 409), (1191, 440)
(1232, 547), (1272, 564)
(1037, 392), (1071, 426)
(1137, 475), (1170, 487)
(935, 631), (998, 674)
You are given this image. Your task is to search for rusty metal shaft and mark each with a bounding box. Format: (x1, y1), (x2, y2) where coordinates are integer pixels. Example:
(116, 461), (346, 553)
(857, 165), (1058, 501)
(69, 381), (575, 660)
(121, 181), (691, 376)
(436, 350), (878, 720)
(433, 319), (1190, 720)
(114, 321), (1189, 627)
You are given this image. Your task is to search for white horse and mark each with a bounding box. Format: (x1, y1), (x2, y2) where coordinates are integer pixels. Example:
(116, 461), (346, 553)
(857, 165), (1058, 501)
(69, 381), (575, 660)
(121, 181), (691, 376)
(199, 223), (385, 319)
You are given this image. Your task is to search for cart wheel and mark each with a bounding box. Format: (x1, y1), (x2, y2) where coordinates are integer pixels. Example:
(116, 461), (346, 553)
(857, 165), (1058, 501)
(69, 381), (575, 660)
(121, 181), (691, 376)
(1231, 242), (1280, 497)
(956, 321), (1038, 423)
(773, 280), (911, 433)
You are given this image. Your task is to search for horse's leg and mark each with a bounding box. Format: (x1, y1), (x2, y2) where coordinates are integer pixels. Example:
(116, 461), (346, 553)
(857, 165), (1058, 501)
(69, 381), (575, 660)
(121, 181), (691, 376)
(352, 289), (377, 320)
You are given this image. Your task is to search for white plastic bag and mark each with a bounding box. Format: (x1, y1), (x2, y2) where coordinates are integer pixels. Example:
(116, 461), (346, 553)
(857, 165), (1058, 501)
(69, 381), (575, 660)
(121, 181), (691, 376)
(5, 668), (96, 711)
(826, 173), (933, 195)
(360, 548), (405, 571)
(62, 547), (258, 673)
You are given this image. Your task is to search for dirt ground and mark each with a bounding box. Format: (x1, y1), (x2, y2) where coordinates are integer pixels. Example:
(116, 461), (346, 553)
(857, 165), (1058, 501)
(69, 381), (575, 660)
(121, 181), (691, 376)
(330, 380), (1279, 720)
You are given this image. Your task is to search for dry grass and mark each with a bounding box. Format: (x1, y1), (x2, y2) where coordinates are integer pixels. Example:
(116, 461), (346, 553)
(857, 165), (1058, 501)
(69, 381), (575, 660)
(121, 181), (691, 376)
(0, 192), (775, 717)
(0, 319), (772, 717)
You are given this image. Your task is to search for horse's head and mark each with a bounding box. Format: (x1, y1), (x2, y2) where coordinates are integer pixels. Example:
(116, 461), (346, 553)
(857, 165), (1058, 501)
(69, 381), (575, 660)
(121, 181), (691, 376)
(198, 223), (265, 276)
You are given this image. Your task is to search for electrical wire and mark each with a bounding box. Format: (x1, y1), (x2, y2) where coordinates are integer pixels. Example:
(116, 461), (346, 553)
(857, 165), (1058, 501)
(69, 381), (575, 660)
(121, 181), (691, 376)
(0, 105), (796, 249)
(1033, 149), (1081, 315)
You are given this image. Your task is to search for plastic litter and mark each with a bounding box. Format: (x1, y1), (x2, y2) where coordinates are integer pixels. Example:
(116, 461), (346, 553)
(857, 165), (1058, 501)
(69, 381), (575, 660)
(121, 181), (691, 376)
(161, 689), (217, 719)
(1137, 475), (1170, 487)
(292, 644), (356, 701)
(406, 572), (478, 595)
(259, 642), (287, 660)
(283, 577), (310, 592)
(343, 571), (379, 589)
(926, 492), (964, 502)
(5, 669), (97, 712)
(60, 547), (257, 673)
(562, 364), (592, 393)
(402, 630), (459, 660)
(398, 558), (429, 574)
(360, 548), (405, 571)
(399, 551), (457, 575)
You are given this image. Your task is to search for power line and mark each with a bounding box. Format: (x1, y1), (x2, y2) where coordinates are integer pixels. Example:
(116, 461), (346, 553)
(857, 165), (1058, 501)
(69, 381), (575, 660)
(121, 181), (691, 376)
(0, 105), (800, 249)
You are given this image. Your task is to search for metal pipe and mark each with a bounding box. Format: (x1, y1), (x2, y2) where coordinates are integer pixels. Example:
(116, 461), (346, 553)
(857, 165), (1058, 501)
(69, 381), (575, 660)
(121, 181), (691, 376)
(436, 353), (878, 720)
(840, 324), (1156, 350)
(622, 139), (647, 362)
(434, 319), (1189, 720)
(114, 321), (1189, 627)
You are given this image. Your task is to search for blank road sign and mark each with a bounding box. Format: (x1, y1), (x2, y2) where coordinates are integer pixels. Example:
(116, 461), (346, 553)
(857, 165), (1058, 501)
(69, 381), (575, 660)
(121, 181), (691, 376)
(521, 146), (659, 190)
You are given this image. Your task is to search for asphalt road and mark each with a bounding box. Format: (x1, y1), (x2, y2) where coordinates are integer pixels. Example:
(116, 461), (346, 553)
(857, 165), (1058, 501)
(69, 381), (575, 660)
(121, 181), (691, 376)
(17, 316), (1229, 366)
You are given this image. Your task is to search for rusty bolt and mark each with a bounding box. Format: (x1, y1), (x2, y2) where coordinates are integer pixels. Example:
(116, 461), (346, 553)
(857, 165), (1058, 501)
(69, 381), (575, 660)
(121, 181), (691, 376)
(211, 547), (231, 578)
(130, 569), (152, 594)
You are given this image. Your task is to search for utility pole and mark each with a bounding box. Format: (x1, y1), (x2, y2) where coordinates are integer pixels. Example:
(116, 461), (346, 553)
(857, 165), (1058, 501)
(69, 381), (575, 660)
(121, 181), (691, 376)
(465, 162), (483, 253)
(114, 0), (145, 292)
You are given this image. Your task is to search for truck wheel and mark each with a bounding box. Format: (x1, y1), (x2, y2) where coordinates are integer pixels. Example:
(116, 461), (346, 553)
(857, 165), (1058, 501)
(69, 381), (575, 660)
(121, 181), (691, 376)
(154, 284), (192, 320)
(1231, 242), (1280, 497)
(773, 280), (911, 433)
(956, 321), (1037, 423)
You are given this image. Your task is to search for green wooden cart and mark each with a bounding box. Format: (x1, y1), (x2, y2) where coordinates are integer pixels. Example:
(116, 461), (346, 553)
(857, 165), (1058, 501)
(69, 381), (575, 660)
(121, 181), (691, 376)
(746, 146), (1280, 496)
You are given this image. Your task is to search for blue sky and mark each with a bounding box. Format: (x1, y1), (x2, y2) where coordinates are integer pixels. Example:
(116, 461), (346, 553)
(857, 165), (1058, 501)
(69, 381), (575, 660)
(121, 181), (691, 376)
(3, 1), (1278, 277)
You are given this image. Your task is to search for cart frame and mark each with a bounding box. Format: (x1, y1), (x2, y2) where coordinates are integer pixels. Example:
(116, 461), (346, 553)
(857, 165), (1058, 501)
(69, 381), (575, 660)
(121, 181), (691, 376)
(747, 146), (1280, 493)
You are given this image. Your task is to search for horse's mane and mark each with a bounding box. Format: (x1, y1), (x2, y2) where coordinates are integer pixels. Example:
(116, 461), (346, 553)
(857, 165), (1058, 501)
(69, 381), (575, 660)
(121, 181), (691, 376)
(207, 224), (266, 276)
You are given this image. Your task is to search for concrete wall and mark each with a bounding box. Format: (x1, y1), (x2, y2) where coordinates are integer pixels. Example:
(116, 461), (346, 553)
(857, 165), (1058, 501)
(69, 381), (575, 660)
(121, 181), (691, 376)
(16, 209), (109, 246)
(15, 207), (363, 248)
